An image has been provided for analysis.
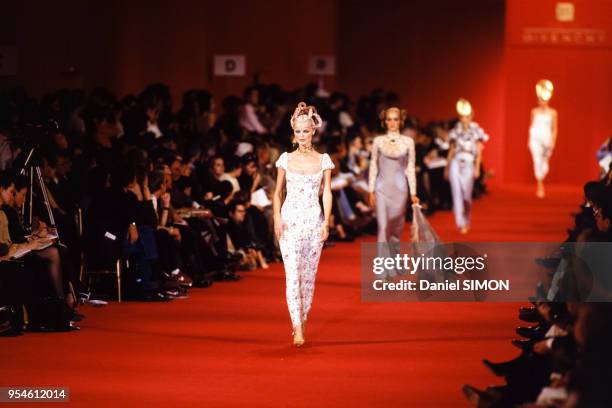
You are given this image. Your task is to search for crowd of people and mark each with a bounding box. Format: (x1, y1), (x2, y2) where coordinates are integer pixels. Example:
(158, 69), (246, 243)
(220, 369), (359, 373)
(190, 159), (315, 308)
(463, 167), (612, 407)
(0, 82), (478, 335)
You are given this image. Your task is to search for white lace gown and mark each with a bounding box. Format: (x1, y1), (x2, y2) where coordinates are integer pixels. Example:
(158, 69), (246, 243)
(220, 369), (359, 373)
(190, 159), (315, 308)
(275, 152), (335, 329)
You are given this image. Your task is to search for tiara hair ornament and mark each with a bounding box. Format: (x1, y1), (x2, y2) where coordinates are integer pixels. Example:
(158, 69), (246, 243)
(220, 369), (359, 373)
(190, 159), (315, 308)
(290, 101), (323, 130)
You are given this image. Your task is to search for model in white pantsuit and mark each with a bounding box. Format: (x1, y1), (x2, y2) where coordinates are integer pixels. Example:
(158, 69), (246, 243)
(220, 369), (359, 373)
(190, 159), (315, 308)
(529, 112), (554, 181)
(529, 79), (557, 198)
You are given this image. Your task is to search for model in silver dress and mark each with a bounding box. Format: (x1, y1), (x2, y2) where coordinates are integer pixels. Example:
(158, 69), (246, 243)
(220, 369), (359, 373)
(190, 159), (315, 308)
(368, 107), (418, 277)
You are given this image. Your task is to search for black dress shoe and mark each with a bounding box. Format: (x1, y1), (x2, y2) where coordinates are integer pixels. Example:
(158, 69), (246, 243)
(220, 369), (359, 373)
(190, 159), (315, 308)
(214, 270), (241, 282)
(69, 310), (86, 322)
(482, 359), (508, 377)
(193, 274), (214, 288)
(511, 338), (534, 352)
(77, 290), (91, 305)
(163, 288), (180, 297)
(482, 358), (528, 378)
(519, 306), (544, 323)
(223, 272), (241, 281)
(516, 325), (547, 340)
(535, 257), (561, 269)
(140, 291), (173, 302)
(462, 384), (499, 407)
(535, 282), (547, 300)
(0, 321), (22, 337)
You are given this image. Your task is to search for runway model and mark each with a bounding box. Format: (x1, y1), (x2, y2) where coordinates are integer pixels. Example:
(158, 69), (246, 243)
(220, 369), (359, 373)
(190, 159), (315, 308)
(529, 79), (557, 198)
(368, 107), (418, 277)
(273, 102), (334, 347)
(445, 99), (488, 234)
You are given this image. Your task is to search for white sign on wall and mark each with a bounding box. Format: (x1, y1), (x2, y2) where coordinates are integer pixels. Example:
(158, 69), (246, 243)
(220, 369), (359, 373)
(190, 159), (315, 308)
(213, 55), (246, 76)
(0, 47), (18, 76)
(308, 55), (336, 76)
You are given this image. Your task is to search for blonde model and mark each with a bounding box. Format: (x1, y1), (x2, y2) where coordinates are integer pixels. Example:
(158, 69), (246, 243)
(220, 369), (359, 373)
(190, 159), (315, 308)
(273, 102), (334, 347)
(529, 79), (557, 198)
(445, 99), (488, 234)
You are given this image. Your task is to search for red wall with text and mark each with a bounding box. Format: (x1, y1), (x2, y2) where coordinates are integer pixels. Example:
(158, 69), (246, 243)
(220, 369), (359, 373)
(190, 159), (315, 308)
(504, 0), (612, 184)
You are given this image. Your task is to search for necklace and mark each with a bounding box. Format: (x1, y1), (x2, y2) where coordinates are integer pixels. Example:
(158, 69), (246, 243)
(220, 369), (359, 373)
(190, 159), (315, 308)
(297, 144), (313, 154)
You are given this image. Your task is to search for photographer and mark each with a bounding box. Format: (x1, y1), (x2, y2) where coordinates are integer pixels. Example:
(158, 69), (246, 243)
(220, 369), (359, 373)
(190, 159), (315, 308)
(0, 171), (77, 331)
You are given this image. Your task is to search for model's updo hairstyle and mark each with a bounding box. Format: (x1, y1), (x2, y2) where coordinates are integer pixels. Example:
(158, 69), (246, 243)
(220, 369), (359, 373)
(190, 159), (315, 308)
(290, 102), (323, 131)
(379, 107), (408, 129)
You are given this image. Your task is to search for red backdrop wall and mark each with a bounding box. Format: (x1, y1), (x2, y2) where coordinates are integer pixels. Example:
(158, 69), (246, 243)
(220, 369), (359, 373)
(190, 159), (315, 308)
(504, 0), (612, 184)
(6, 0), (337, 109)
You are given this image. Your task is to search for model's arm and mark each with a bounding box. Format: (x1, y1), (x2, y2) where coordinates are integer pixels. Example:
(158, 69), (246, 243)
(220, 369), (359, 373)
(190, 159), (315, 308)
(368, 138), (379, 207)
(528, 108), (536, 147)
(551, 109), (558, 149)
(444, 142), (455, 180)
(320, 168), (333, 242)
(405, 137), (419, 203)
(474, 141), (484, 179)
(273, 166), (285, 241)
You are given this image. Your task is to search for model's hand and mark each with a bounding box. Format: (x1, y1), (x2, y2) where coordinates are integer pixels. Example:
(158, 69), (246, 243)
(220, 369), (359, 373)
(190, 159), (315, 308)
(274, 217), (283, 242)
(368, 192), (376, 210)
(320, 223), (329, 243)
(443, 166), (449, 181)
(473, 166), (481, 180)
(411, 195), (420, 205)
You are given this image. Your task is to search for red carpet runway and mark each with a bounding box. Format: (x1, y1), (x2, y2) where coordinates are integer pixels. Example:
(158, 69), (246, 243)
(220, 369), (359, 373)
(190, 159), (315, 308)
(0, 185), (582, 407)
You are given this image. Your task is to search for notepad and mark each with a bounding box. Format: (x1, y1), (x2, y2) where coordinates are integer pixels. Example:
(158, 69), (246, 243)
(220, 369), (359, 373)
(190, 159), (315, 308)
(251, 188), (271, 207)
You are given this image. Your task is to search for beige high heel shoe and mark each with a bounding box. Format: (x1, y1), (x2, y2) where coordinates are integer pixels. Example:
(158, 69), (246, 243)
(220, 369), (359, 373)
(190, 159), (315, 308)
(292, 326), (305, 347)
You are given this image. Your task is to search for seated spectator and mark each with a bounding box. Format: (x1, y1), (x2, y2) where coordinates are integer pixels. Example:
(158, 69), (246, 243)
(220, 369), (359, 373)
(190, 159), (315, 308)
(226, 199), (269, 270)
(238, 153), (261, 193)
(0, 171), (78, 331)
(240, 87), (267, 135)
(220, 155), (242, 194)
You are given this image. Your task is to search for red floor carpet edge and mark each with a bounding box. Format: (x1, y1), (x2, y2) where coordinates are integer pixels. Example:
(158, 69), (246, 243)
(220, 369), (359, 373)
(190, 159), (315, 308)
(0, 184), (583, 407)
